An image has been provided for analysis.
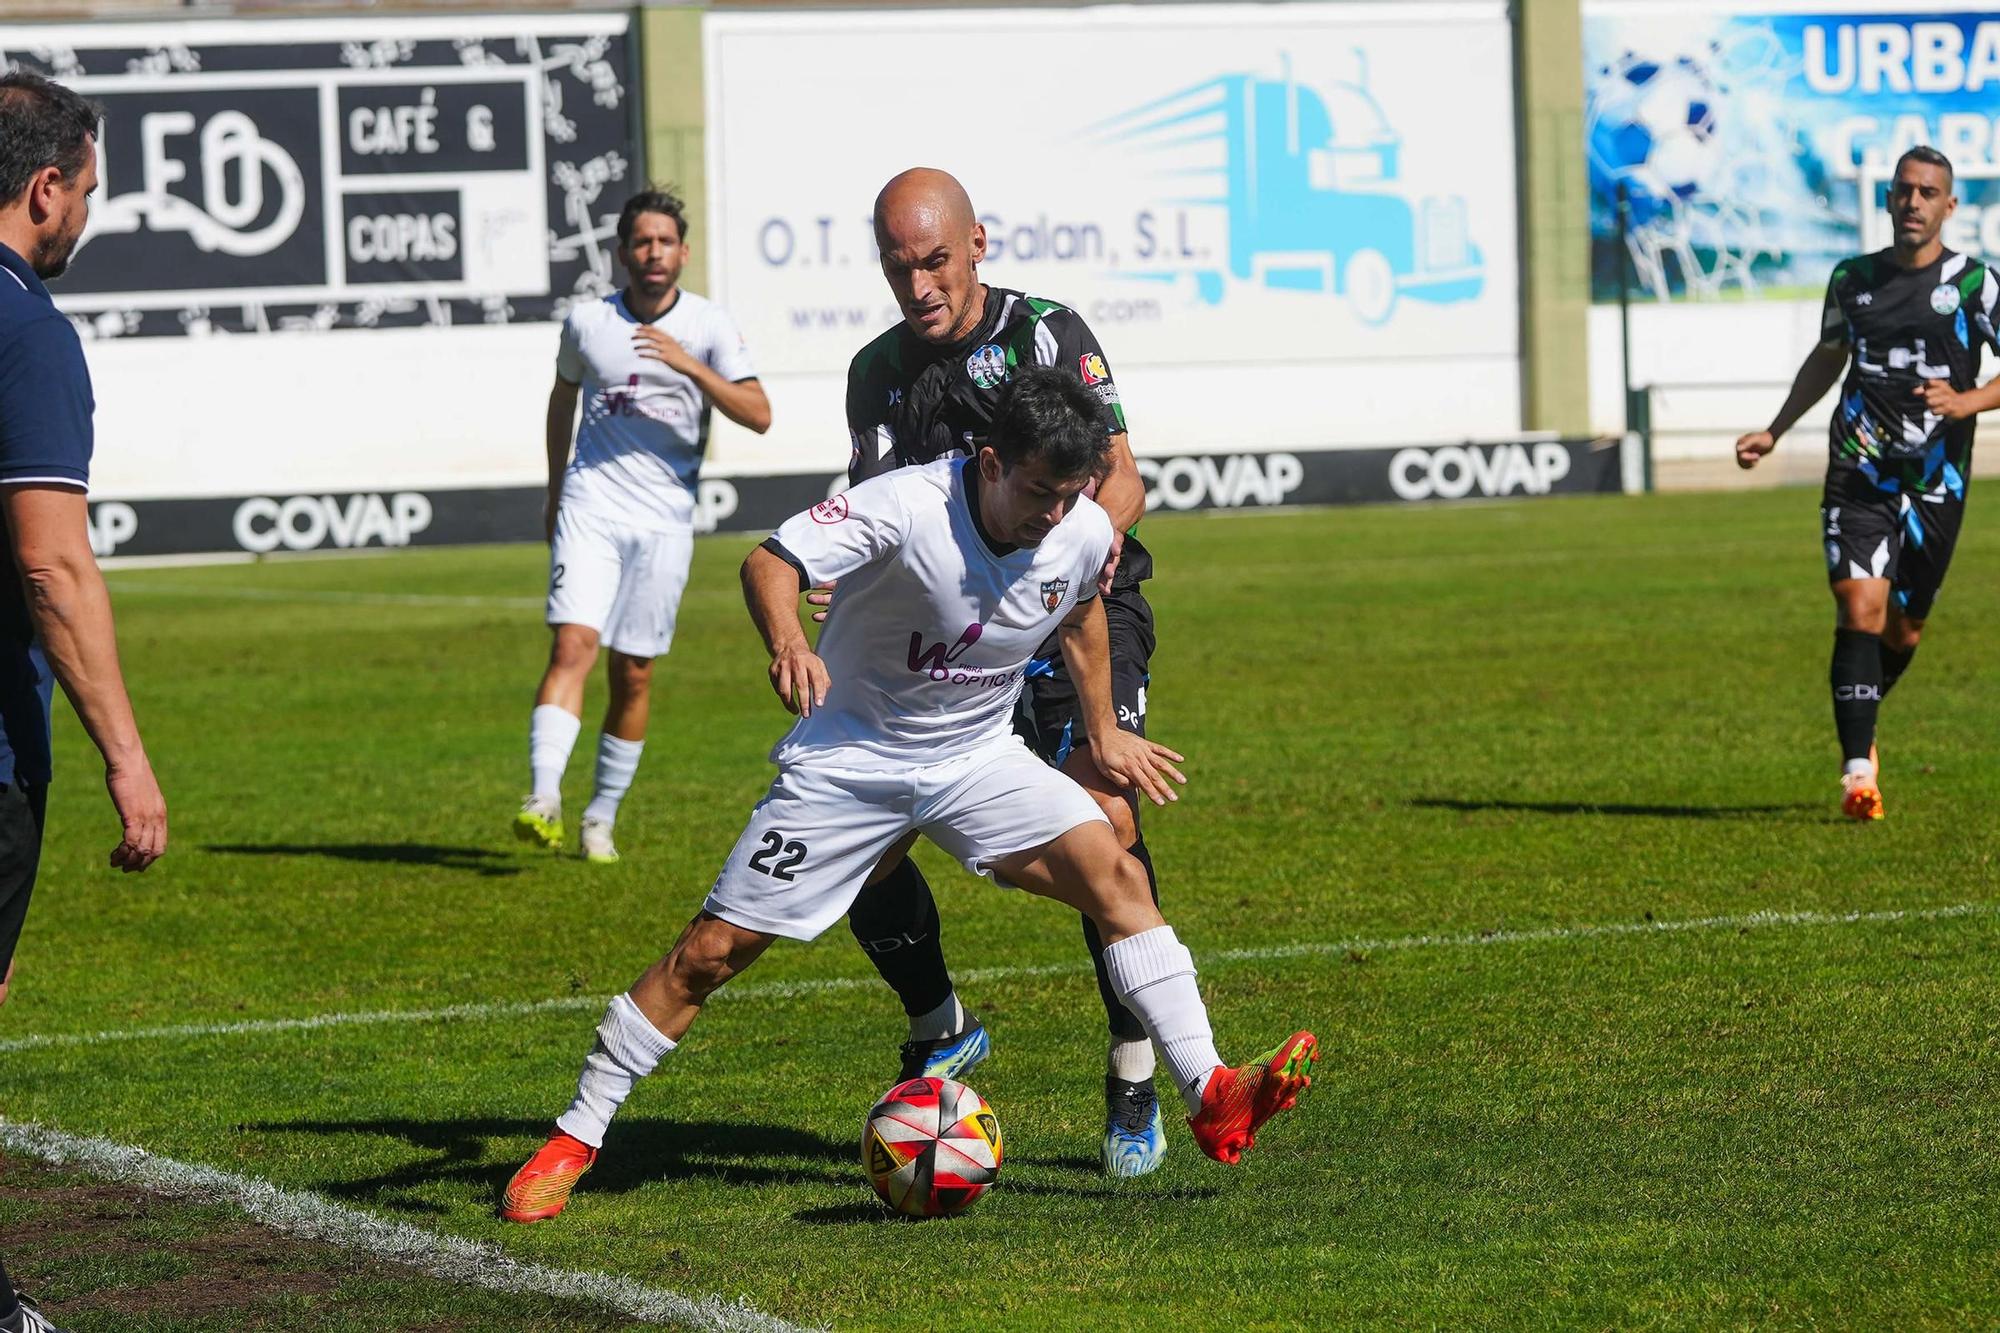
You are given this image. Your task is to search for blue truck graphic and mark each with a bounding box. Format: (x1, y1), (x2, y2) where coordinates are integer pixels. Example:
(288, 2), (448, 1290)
(1091, 58), (1484, 325)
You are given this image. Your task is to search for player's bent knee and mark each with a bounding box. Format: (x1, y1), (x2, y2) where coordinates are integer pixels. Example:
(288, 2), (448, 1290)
(1095, 789), (1139, 846)
(668, 919), (767, 1000)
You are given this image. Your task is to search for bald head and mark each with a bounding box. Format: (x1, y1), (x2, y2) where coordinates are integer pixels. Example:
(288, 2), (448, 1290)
(874, 167), (977, 245)
(873, 167), (988, 344)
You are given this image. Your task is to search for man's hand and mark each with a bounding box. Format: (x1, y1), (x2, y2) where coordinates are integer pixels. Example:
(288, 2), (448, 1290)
(805, 579), (837, 624)
(1096, 529), (1124, 597)
(105, 756), (166, 872)
(769, 644), (830, 716)
(633, 325), (701, 377)
(1089, 728), (1187, 808)
(1735, 430), (1777, 469)
(1916, 379), (1977, 421)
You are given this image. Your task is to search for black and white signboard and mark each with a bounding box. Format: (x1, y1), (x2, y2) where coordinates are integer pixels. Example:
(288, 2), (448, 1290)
(85, 441), (1636, 560)
(0, 14), (634, 338)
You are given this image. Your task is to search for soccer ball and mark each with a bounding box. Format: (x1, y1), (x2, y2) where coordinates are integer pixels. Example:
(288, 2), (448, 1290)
(1587, 49), (1724, 227)
(862, 1077), (1002, 1218)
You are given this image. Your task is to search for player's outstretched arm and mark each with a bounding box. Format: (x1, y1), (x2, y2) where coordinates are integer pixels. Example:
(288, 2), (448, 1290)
(742, 544), (829, 716)
(1737, 342), (1846, 468)
(1056, 594), (1185, 807)
(2, 485), (166, 872)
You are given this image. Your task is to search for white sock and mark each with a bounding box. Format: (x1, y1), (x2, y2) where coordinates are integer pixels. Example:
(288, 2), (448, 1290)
(584, 735), (645, 824)
(529, 704), (582, 800)
(1844, 757), (1876, 779)
(1101, 926), (1222, 1116)
(908, 990), (968, 1043)
(1107, 1037), (1156, 1083)
(555, 993), (675, 1149)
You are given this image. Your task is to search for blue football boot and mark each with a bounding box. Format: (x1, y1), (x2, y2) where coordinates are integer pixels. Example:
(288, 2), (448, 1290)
(897, 1019), (991, 1082)
(1103, 1076), (1167, 1178)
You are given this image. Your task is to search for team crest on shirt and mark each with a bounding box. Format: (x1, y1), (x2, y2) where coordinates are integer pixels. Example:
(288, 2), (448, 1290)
(1041, 577), (1070, 612)
(1078, 352), (1109, 384)
(1932, 283), (1962, 315)
(966, 343), (1009, 390)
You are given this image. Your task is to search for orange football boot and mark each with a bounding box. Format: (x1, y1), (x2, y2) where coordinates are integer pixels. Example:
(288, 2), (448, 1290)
(500, 1130), (596, 1223)
(1187, 1030), (1317, 1165)
(1841, 765), (1884, 822)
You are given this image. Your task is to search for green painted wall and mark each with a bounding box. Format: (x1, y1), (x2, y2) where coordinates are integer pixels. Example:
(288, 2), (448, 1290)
(1513, 0), (1590, 435)
(639, 4), (709, 294)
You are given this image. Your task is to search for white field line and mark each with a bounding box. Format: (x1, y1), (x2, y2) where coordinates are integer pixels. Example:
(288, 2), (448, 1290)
(0, 1121), (815, 1333)
(105, 581), (542, 610)
(2, 901), (1990, 1058)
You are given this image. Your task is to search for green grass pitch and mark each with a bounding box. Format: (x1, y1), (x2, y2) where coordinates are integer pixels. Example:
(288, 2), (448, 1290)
(2, 485), (1997, 1329)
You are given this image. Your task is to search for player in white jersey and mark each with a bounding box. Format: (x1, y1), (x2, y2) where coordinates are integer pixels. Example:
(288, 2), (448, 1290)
(515, 191), (771, 863)
(500, 369), (1317, 1222)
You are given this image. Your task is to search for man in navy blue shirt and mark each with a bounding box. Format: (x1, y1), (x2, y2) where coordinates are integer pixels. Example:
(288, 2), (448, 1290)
(0, 69), (167, 1333)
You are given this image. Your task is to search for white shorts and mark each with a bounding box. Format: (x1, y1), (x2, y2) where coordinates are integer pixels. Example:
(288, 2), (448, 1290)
(546, 506), (694, 659)
(702, 736), (1110, 941)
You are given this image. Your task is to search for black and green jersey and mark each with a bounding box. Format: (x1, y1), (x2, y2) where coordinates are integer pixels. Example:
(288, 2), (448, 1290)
(845, 286), (1147, 587)
(1821, 248), (2000, 487)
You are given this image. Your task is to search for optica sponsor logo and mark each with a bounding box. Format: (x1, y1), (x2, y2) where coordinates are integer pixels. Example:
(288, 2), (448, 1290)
(1387, 442), (1573, 501)
(232, 492), (434, 553)
(87, 502), (140, 558)
(1139, 453), (1303, 512)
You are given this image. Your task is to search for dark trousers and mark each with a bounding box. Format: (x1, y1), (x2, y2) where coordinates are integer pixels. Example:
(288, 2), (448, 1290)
(0, 780), (49, 977)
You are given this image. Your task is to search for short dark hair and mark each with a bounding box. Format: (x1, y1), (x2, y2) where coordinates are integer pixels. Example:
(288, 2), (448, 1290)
(986, 365), (1111, 481)
(1895, 145), (1954, 190)
(617, 188), (688, 246)
(0, 69), (101, 205)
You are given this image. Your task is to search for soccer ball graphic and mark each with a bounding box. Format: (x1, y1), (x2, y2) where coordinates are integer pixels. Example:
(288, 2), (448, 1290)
(862, 1077), (1002, 1218)
(1587, 49), (1723, 227)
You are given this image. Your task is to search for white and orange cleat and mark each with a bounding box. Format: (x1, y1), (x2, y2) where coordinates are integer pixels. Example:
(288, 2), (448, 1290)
(1841, 765), (1884, 822)
(500, 1130), (596, 1223)
(1187, 1030), (1317, 1165)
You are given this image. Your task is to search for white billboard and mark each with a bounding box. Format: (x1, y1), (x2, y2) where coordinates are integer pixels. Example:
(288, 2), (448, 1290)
(703, 3), (1519, 466)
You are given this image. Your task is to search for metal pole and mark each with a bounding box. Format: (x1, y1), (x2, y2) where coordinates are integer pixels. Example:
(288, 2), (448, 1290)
(1615, 182), (1652, 489)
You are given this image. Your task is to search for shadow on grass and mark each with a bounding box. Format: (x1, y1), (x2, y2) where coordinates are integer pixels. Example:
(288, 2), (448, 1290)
(255, 1116), (1202, 1217)
(203, 842), (523, 877)
(1409, 797), (1819, 821)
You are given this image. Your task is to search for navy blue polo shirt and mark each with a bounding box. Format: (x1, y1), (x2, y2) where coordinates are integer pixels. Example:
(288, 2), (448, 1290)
(0, 241), (94, 786)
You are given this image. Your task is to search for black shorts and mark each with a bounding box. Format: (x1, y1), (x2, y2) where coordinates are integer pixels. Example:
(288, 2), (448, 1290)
(1016, 585), (1156, 765)
(0, 781), (49, 976)
(1821, 457), (1968, 622)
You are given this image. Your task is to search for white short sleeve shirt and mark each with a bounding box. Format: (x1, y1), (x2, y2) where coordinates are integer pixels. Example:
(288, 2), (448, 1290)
(766, 458), (1112, 771)
(557, 289), (757, 531)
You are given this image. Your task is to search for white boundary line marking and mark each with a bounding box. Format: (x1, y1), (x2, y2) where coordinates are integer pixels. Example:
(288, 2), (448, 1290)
(0, 1120), (818, 1333)
(105, 581), (544, 610)
(3, 901), (1990, 1057)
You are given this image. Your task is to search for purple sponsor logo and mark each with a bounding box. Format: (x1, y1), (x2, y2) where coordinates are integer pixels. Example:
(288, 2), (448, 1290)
(908, 623), (983, 680)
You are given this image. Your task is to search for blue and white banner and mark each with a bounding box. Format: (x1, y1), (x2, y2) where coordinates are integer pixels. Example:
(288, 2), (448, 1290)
(704, 3), (1517, 376)
(1586, 2), (2000, 301)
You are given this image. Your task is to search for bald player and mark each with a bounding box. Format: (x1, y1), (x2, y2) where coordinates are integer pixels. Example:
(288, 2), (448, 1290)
(831, 168), (1175, 1177)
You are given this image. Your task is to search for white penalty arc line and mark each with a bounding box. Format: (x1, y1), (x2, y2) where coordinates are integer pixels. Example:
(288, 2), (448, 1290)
(2, 901), (1992, 1059)
(0, 1120), (819, 1333)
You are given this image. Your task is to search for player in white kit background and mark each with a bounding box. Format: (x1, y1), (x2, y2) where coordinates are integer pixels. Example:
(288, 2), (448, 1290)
(515, 190), (771, 863)
(500, 369), (1317, 1223)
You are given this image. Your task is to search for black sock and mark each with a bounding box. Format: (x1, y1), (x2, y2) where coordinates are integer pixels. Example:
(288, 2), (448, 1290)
(0, 1250), (17, 1317)
(1084, 831), (1159, 1044)
(1879, 641), (1917, 698)
(847, 857), (954, 1018)
(1831, 628), (1883, 765)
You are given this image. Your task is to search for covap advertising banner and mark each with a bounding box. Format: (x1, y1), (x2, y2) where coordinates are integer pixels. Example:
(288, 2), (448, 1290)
(704, 3), (1517, 377)
(1586, 1), (2000, 301)
(0, 14), (635, 338)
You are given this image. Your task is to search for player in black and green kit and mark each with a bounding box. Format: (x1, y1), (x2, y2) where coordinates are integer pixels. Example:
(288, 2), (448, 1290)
(831, 168), (1174, 1177)
(1737, 147), (2000, 819)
